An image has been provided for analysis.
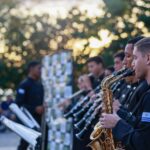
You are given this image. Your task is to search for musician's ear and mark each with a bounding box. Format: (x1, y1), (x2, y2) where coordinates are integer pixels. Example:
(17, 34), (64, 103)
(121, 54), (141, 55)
(146, 54), (150, 65)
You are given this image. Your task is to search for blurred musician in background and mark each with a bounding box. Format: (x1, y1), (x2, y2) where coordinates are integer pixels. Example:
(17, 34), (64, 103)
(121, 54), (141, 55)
(61, 56), (105, 111)
(63, 56), (106, 150)
(113, 51), (125, 72)
(72, 57), (106, 150)
(59, 74), (94, 150)
(105, 66), (115, 77)
(72, 74), (93, 150)
(58, 74), (93, 111)
(110, 50), (125, 98)
(16, 61), (44, 150)
(78, 74), (93, 96)
(87, 56), (105, 89)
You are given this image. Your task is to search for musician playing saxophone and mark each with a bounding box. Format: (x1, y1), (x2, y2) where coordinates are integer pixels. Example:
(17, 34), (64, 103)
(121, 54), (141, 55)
(113, 36), (145, 125)
(100, 37), (150, 150)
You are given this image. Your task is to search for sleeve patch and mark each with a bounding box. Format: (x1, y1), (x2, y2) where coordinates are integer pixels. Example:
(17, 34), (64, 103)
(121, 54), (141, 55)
(18, 88), (25, 94)
(141, 112), (150, 122)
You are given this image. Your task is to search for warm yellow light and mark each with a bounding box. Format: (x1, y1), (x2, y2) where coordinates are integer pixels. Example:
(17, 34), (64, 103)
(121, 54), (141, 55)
(0, 41), (5, 53)
(65, 39), (88, 57)
(98, 29), (109, 38)
(120, 32), (128, 38)
(88, 29), (112, 50)
(89, 37), (102, 48)
(117, 21), (125, 29)
(136, 21), (144, 29)
(142, 27), (149, 34)
(25, 32), (31, 39)
(129, 14), (138, 23)
(21, 0), (103, 19)
(136, 0), (145, 7)
(132, 7), (140, 14)
(90, 49), (102, 57)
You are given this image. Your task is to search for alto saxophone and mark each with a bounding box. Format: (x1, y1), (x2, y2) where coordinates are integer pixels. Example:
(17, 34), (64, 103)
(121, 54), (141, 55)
(87, 69), (134, 150)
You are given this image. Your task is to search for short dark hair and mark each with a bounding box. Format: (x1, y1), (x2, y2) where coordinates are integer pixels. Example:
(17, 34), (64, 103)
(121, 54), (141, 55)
(127, 36), (145, 45)
(114, 51), (125, 61)
(27, 61), (40, 73)
(86, 56), (104, 66)
(135, 37), (150, 54)
(106, 66), (114, 73)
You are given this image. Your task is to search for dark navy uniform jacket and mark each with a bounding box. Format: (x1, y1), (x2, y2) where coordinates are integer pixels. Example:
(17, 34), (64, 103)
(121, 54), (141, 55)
(113, 81), (150, 150)
(16, 77), (44, 124)
(90, 73), (105, 89)
(117, 80), (149, 126)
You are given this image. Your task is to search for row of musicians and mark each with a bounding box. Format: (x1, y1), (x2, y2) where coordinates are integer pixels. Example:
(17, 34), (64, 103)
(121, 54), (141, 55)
(61, 36), (150, 150)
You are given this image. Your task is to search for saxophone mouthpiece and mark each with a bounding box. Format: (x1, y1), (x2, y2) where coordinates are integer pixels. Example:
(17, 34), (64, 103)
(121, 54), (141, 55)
(122, 69), (135, 77)
(113, 66), (127, 76)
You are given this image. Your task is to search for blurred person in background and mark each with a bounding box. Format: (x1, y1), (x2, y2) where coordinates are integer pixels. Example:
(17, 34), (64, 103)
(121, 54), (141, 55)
(87, 56), (105, 89)
(16, 61), (44, 150)
(105, 66), (115, 76)
(58, 74), (93, 150)
(0, 95), (15, 132)
(0, 95), (15, 120)
(59, 55), (105, 110)
(72, 56), (106, 150)
(58, 74), (93, 111)
(113, 51), (125, 71)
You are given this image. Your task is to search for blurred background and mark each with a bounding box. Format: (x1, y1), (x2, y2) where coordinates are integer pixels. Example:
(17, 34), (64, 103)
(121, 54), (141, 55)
(0, 0), (150, 149)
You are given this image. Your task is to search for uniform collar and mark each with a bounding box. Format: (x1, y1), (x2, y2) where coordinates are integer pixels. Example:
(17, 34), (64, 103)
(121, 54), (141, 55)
(27, 76), (38, 82)
(93, 73), (105, 81)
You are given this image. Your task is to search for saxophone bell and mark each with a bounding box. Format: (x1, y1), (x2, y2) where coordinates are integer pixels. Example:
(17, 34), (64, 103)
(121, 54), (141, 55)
(90, 122), (103, 140)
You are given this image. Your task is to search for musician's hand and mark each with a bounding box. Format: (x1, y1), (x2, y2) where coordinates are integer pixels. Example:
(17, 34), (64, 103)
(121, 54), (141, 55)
(89, 93), (97, 101)
(35, 106), (44, 115)
(88, 90), (95, 98)
(57, 99), (71, 110)
(100, 113), (120, 128)
(113, 100), (121, 113)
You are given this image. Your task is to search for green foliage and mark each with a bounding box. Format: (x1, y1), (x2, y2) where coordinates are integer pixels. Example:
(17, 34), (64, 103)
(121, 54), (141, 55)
(0, 0), (150, 89)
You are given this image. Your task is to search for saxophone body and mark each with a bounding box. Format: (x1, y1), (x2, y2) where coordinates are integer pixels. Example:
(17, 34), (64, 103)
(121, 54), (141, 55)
(88, 69), (134, 150)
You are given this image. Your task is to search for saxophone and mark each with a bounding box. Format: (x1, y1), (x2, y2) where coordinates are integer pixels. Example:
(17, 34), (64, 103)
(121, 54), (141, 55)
(87, 69), (134, 150)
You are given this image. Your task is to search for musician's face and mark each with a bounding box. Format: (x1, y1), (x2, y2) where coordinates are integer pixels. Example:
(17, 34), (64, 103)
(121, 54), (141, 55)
(77, 76), (92, 91)
(105, 69), (112, 76)
(30, 64), (41, 79)
(123, 44), (134, 69)
(132, 47), (147, 79)
(77, 79), (85, 90)
(87, 62), (103, 76)
(114, 57), (123, 71)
